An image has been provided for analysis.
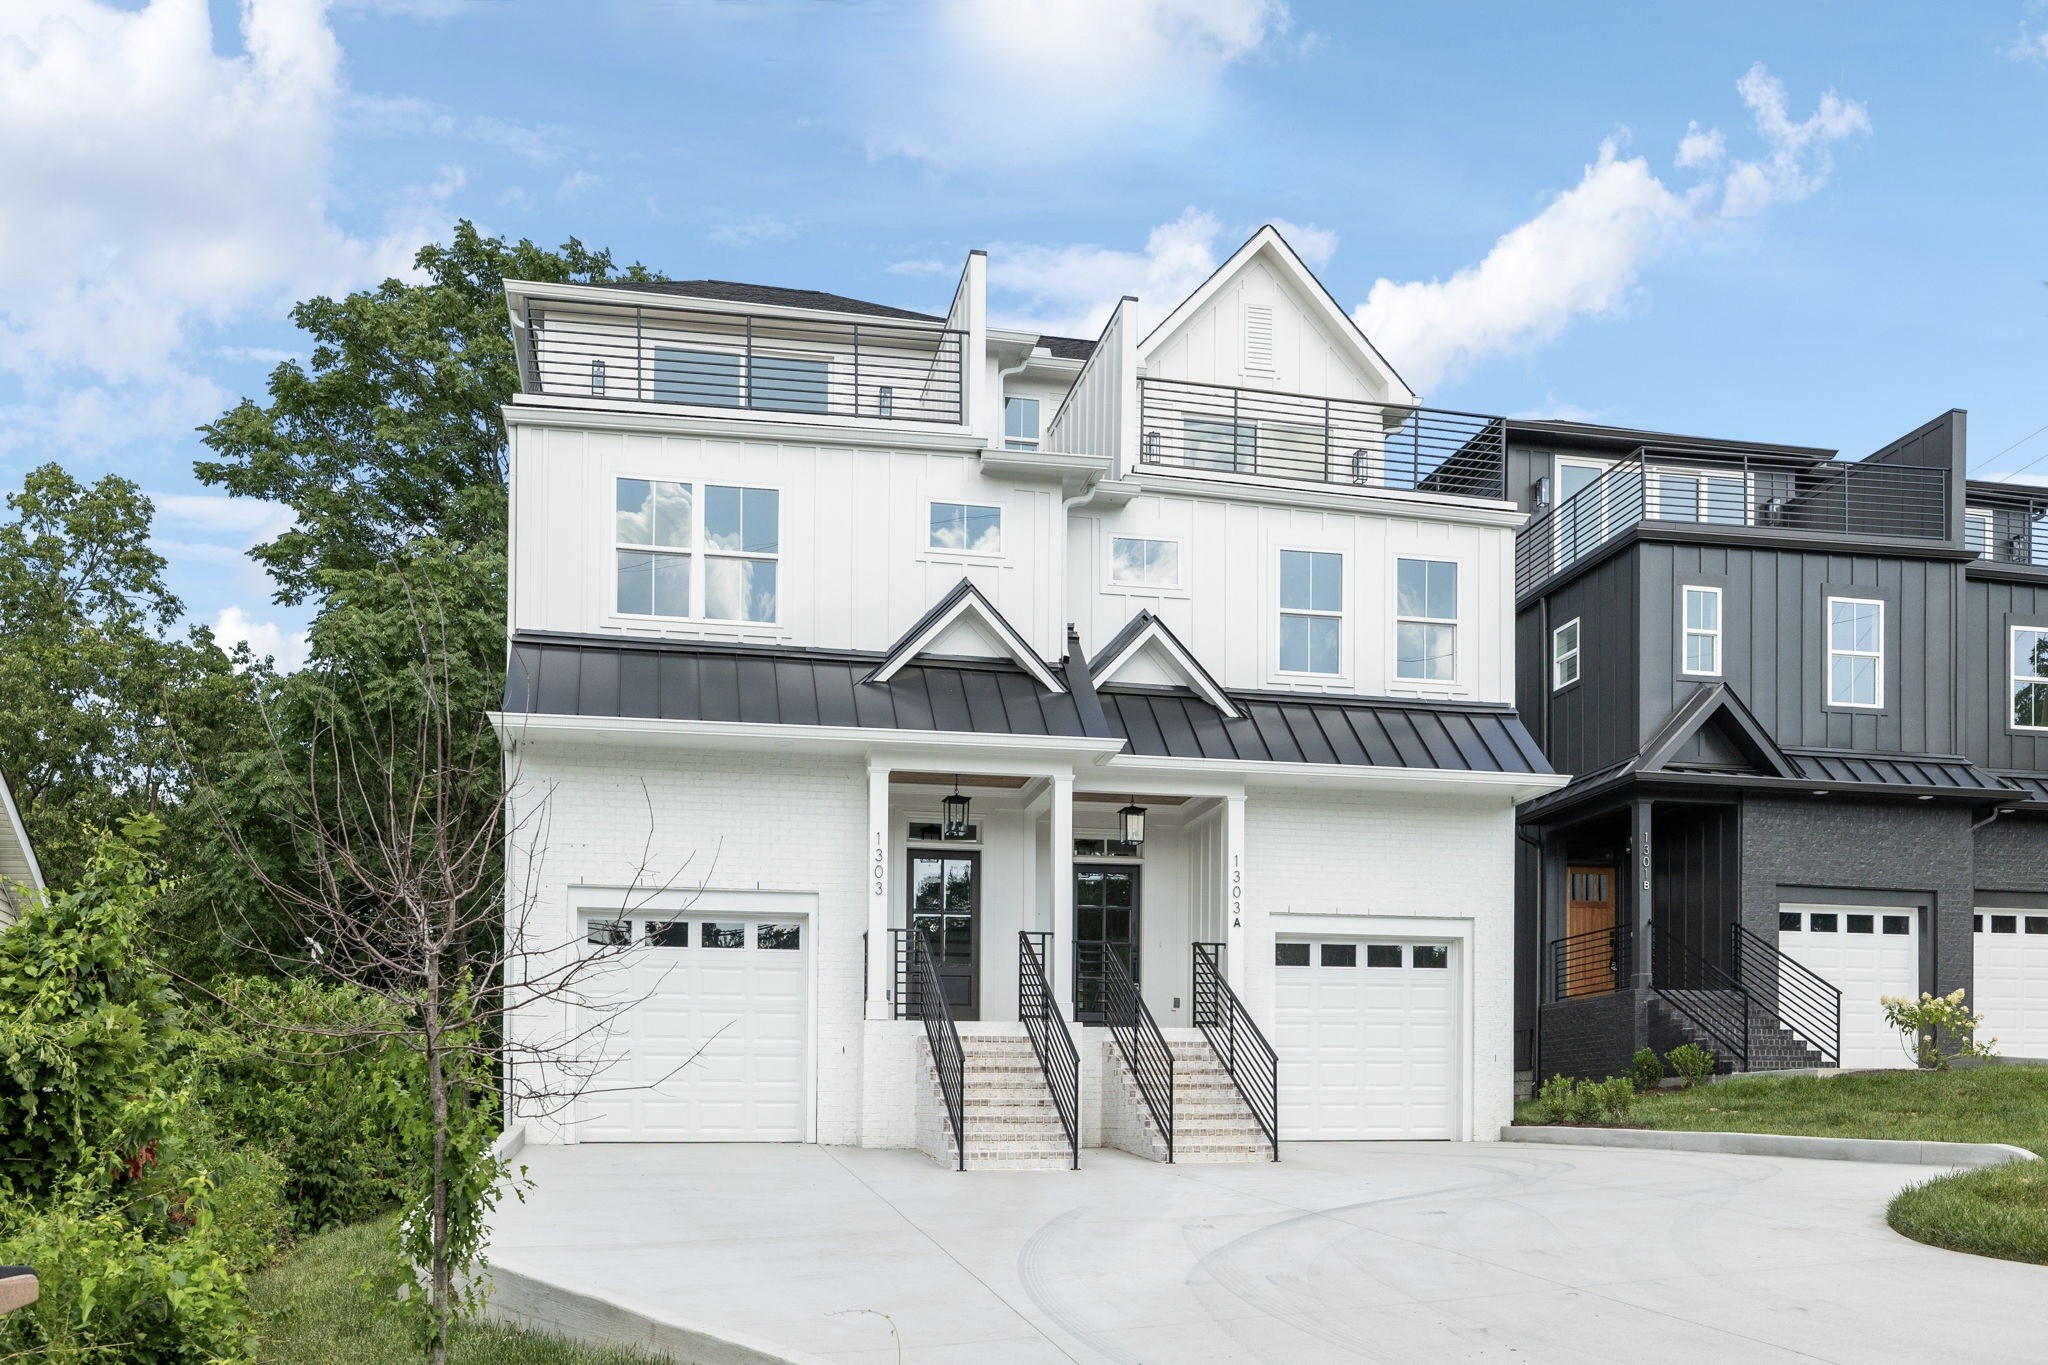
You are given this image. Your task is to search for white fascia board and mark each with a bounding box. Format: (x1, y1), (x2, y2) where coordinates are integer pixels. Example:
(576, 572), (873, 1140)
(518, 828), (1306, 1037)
(488, 711), (1124, 766)
(1092, 622), (1240, 719)
(868, 591), (1066, 693)
(502, 279), (951, 332)
(1101, 752), (1570, 803)
(0, 770), (44, 894)
(502, 399), (985, 453)
(976, 447), (1110, 487)
(1124, 468), (1524, 529)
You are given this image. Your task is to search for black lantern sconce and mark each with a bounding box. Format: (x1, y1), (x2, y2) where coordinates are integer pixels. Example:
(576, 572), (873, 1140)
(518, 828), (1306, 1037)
(1118, 796), (1148, 847)
(942, 777), (971, 840)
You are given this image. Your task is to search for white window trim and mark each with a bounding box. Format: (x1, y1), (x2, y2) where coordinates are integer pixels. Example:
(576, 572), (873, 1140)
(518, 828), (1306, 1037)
(1393, 555), (1462, 687)
(610, 474), (784, 627)
(1003, 394), (1042, 451)
(1648, 466), (1751, 526)
(1681, 585), (1723, 678)
(1551, 617), (1581, 691)
(1273, 545), (1348, 681)
(2010, 624), (2048, 733)
(1106, 532), (1187, 595)
(1825, 595), (1885, 710)
(1968, 507), (1995, 559)
(641, 342), (835, 413)
(922, 498), (1005, 562)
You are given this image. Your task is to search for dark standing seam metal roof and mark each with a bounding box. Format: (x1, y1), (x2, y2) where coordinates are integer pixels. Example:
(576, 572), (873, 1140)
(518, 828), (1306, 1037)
(1993, 773), (2048, 805)
(590, 279), (941, 322)
(503, 635), (1554, 775)
(1782, 749), (2010, 792)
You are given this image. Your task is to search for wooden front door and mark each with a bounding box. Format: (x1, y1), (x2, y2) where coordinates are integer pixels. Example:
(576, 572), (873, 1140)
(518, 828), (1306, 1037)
(909, 851), (980, 1021)
(1565, 865), (1618, 996)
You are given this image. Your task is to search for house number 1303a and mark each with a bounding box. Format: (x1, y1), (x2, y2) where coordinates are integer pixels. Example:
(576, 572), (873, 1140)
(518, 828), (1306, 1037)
(1230, 854), (1243, 929)
(872, 836), (886, 898)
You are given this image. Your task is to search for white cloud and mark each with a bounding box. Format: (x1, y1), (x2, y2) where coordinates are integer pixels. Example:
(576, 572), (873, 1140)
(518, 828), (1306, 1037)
(1355, 65), (1869, 391)
(555, 169), (603, 201)
(1268, 219), (1337, 267)
(150, 491), (297, 543)
(212, 604), (309, 672)
(2006, 24), (2048, 63)
(986, 208), (1228, 337)
(885, 257), (955, 278)
(344, 93), (568, 164)
(864, 0), (1295, 167)
(708, 215), (797, 248)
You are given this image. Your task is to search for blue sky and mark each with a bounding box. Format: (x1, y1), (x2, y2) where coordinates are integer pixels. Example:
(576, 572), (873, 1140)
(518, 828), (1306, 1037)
(4, 0), (2047, 663)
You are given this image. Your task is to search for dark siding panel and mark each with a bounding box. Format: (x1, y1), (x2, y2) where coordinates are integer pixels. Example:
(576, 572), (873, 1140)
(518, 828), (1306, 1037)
(813, 665), (860, 728)
(618, 650), (661, 719)
(579, 649), (621, 719)
(694, 655), (741, 723)
(734, 658), (779, 725)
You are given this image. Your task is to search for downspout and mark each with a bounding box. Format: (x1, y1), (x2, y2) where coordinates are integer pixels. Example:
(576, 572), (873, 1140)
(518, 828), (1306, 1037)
(1516, 823), (1547, 1076)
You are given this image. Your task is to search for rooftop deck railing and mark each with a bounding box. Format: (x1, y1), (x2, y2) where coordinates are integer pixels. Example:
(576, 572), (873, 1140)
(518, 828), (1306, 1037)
(1516, 447), (1951, 597)
(1137, 377), (1507, 500)
(522, 298), (966, 425)
(1968, 493), (2048, 568)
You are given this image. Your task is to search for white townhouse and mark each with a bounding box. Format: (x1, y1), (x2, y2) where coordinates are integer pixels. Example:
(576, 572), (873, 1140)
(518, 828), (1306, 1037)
(494, 227), (1566, 1168)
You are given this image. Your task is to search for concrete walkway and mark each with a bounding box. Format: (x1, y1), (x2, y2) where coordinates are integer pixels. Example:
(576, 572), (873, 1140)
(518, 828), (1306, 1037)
(487, 1141), (2046, 1364)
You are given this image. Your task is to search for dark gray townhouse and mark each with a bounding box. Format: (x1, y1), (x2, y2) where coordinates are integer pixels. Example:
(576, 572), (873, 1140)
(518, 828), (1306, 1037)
(1509, 409), (2048, 1079)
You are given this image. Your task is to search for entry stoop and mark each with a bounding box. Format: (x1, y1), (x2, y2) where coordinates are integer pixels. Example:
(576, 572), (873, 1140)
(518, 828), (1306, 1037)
(1105, 1039), (1274, 1164)
(915, 1035), (1074, 1170)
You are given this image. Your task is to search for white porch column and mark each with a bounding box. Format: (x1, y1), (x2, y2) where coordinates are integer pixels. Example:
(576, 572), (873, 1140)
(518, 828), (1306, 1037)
(865, 763), (892, 1020)
(1051, 772), (1075, 1008)
(1224, 793), (1248, 995)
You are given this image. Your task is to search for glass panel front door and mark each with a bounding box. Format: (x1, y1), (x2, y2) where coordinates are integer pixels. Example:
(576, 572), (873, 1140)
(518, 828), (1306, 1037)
(1074, 864), (1141, 1024)
(910, 853), (979, 1020)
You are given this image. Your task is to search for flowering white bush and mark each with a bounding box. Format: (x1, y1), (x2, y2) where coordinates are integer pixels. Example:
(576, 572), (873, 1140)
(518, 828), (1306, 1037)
(1878, 989), (1997, 1069)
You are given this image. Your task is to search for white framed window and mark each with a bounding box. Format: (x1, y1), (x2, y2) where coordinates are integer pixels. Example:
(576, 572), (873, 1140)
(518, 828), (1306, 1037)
(1551, 618), (1581, 690)
(647, 346), (828, 414)
(1682, 586), (1722, 676)
(1277, 549), (1342, 675)
(2012, 625), (2048, 731)
(928, 501), (1002, 555)
(1183, 418), (1256, 472)
(615, 477), (779, 623)
(1967, 508), (1995, 559)
(1826, 596), (1883, 708)
(1004, 396), (1040, 450)
(1395, 558), (1458, 681)
(1109, 535), (1181, 590)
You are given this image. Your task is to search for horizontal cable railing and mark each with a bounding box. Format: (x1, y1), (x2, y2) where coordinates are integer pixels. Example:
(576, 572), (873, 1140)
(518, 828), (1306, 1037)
(1019, 931), (1080, 1170)
(1729, 924), (1841, 1068)
(1104, 947), (1174, 1162)
(1545, 922), (1632, 1002)
(910, 927), (966, 1171)
(1137, 377), (1507, 499)
(1647, 923), (1748, 1071)
(1517, 448), (1951, 596)
(1192, 943), (1278, 1160)
(523, 300), (966, 425)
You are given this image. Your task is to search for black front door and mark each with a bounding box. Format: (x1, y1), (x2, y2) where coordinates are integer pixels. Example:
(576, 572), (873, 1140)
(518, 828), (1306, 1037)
(910, 851), (979, 1021)
(1074, 864), (1140, 1024)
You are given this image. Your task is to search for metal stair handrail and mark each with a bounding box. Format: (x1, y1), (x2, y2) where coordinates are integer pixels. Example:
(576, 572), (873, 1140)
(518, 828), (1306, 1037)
(1648, 923), (1750, 1071)
(1191, 943), (1279, 1161)
(1018, 931), (1080, 1170)
(1544, 922), (1633, 1001)
(1728, 924), (1842, 1068)
(1103, 946), (1174, 1162)
(909, 927), (965, 1171)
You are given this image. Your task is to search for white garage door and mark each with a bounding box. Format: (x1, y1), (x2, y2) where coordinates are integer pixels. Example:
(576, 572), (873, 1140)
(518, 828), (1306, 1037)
(1776, 906), (1917, 1070)
(1274, 937), (1459, 1140)
(1974, 910), (2048, 1059)
(576, 911), (809, 1141)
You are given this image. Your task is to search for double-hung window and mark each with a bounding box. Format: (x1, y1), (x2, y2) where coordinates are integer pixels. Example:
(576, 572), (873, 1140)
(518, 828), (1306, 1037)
(615, 477), (779, 623)
(1682, 586), (1722, 676)
(1551, 618), (1581, 690)
(929, 501), (1002, 555)
(2013, 626), (2048, 730)
(1826, 597), (1883, 708)
(1004, 396), (1040, 450)
(1396, 558), (1458, 681)
(1278, 549), (1342, 675)
(1110, 536), (1180, 589)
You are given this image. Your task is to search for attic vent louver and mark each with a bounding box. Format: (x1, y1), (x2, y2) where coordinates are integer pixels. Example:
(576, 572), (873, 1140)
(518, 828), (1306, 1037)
(1244, 303), (1275, 374)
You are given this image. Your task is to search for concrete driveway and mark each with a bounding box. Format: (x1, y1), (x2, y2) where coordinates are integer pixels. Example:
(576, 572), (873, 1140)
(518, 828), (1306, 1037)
(487, 1141), (2045, 1364)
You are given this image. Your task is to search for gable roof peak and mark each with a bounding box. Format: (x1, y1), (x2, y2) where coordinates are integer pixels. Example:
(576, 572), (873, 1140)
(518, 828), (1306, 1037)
(1088, 610), (1240, 719)
(865, 578), (1065, 694)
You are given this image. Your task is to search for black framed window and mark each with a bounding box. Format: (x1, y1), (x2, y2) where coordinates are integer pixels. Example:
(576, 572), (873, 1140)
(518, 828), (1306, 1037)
(645, 920), (689, 948)
(701, 922), (746, 948)
(1810, 913), (1838, 932)
(1780, 912), (1801, 932)
(1846, 914), (1874, 934)
(1366, 944), (1402, 968)
(1275, 942), (1310, 966)
(585, 918), (630, 946)
(1883, 915), (1911, 935)
(1993, 915), (2019, 934)
(1320, 943), (1358, 967)
(758, 923), (801, 950)
(1413, 945), (1449, 969)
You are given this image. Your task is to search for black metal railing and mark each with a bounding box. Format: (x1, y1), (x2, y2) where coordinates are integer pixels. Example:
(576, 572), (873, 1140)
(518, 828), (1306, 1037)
(1729, 924), (1841, 1068)
(1019, 933), (1080, 1170)
(1103, 947), (1173, 1162)
(1968, 495), (2048, 567)
(523, 298), (966, 424)
(1137, 377), (1507, 499)
(1545, 923), (1633, 1002)
(909, 927), (966, 1171)
(1647, 923), (1749, 1071)
(889, 927), (913, 1020)
(1517, 447), (1950, 596)
(1191, 943), (1278, 1161)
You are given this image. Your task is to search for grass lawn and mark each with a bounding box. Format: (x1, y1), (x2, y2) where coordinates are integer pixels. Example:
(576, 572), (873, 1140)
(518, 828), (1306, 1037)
(1515, 1066), (2048, 1265)
(251, 1218), (667, 1365)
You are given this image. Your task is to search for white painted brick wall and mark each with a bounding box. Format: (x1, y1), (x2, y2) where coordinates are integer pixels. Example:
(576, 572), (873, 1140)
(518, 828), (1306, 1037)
(505, 742), (870, 1145)
(1245, 787), (1519, 1140)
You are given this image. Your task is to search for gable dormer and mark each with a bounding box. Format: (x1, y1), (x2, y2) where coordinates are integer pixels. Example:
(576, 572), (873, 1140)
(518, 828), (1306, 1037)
(866, 579), (1066, 694)
(1089, 610), (1240, 718)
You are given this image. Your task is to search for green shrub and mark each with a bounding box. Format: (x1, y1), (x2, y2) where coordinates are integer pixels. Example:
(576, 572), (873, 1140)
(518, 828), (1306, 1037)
(1668, 1043), (1716, 1088)
(1880, 988), (1997, 1069)
(1534, 1074), (1580, 1123)
(1585, 1076), (1636, 1123)
(186, 976), (414, 1232)
(1631, 1048), (1665, 1091)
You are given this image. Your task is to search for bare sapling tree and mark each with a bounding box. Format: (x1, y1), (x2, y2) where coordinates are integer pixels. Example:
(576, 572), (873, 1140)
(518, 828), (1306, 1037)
(198, 585), (718, 1365)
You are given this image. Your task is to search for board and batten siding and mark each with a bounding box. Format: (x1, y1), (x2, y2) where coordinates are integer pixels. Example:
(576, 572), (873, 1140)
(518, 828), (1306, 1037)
(1143, 256), (1394, 404)
(1517, 549), (1641, 779)
(1634, 542), (1962, 755)
(509, 421), (1064, 659)
(1070, 496), (1517, 703)
(1961, 570), (2048, 772)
